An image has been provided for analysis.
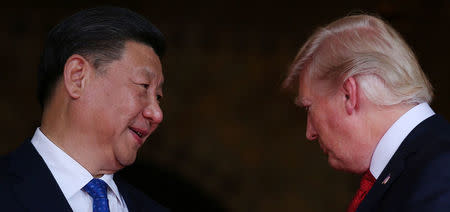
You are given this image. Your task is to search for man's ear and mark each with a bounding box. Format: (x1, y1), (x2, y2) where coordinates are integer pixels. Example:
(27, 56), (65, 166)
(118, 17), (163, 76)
(63, 55), (91, 99)
(342, 76), (358, 115)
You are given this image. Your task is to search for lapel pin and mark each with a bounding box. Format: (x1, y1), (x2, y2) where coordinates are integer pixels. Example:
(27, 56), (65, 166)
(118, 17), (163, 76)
(382, 174), (391, 185)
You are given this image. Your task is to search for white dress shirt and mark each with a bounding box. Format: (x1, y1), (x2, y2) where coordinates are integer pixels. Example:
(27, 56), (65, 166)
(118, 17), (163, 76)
(369, 103), (435, 179)
(31, 128), (129, 212)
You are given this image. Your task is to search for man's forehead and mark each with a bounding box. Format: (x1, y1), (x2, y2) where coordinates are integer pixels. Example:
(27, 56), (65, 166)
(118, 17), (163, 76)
(296, 70), (317, 107)
(138, 67), (157, 77)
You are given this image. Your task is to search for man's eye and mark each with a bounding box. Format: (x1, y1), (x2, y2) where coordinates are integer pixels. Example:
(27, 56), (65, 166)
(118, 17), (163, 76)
(157, 95), (162, 101)
(140, 84), (149, 89)
(304, 106), (310, 113)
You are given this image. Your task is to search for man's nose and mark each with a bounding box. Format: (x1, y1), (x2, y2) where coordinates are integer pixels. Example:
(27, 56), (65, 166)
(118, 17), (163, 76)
(306, 117), (318, 141)
(143, 100), (163, 125)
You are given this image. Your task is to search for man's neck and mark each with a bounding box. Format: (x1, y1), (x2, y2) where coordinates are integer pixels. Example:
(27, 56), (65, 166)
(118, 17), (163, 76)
(40, 99), (121, 178)
(367, 103), (416, 146)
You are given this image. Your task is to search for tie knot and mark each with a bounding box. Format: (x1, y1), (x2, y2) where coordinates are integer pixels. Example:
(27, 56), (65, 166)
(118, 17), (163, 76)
(361, 170), (376, 185)
(83, 178), (108, 199)
(347, 170), (376, 212)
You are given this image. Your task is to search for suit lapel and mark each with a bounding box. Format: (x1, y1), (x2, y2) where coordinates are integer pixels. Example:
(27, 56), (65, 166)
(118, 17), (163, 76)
(7, 140), (72, 211)
(114, 174), (138, 211)
(357, 152), (407, 211)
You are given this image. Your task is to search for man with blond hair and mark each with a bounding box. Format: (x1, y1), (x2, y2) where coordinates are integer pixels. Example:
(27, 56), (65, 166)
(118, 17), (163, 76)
(284, 14), (450, 211)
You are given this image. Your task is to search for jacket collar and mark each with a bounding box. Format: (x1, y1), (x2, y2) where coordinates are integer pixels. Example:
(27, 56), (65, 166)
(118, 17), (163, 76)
(6, 139), (72, 211)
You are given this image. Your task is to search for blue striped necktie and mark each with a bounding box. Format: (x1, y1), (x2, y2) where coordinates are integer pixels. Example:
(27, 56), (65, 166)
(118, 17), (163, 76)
(83, 178), (110, 212)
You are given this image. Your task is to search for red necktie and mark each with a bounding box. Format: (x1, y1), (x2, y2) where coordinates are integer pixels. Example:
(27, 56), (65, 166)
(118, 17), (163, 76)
(347, 170), (376, 212)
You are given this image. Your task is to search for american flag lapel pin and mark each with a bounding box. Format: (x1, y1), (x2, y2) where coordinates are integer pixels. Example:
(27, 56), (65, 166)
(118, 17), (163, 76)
(382, 174), (391, 185)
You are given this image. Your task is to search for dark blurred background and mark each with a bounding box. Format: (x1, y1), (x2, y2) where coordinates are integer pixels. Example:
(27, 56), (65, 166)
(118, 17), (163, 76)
(1, 1), (449, 211)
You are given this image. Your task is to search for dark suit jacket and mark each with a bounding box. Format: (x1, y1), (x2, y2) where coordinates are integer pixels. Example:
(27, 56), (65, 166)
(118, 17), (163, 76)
(358, 114), (450, 212)
(0, 139), (169, 212)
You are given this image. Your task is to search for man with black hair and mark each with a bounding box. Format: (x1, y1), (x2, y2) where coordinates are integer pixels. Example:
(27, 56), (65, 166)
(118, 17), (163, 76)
(0, 7), (169, 212)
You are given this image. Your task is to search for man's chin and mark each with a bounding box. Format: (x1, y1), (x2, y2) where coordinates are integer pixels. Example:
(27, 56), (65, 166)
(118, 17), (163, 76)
(116, 154), (137, 169)
(328, 158), (363, 173)
(327, 157), (346, 171)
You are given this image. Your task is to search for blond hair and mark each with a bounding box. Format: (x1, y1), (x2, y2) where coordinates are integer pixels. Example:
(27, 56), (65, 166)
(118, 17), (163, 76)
(283, 14), (433, 105)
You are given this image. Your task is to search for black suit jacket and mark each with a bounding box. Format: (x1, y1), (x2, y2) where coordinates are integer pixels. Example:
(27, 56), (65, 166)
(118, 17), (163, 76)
(358, 114), (450, 212)
(0, 139), (169, 212)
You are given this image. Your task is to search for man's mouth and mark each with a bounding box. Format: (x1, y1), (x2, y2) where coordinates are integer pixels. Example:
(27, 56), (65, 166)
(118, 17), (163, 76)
(129, 127), (148, 139)
(318, 141), (327, 154)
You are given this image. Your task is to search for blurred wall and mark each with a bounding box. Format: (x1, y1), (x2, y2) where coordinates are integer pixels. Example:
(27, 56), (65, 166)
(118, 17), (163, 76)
(1, 1), (449, 211)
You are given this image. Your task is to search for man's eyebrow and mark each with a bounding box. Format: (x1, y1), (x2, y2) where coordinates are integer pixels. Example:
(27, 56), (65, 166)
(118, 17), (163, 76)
(157, 78), (164, 90)
(138, 67), (155, 79)
(294, 96), (303, 107)
(295, 96), (310, 107)
(139, 67), (164, 90)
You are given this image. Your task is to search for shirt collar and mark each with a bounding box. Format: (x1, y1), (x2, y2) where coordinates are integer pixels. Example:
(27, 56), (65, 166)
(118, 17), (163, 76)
(369, 103), (435, 179)
(100, 174), (123, 204)
(31, 128), (123, 204)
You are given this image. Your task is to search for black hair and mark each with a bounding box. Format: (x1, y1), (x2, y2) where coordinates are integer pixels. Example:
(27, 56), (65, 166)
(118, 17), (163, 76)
(37, 6), (166, 108)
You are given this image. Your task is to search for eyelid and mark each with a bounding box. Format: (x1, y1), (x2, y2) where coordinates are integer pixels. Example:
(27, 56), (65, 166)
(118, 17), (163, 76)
(156, 94), (163, 102)
(139, 83), (150, 89)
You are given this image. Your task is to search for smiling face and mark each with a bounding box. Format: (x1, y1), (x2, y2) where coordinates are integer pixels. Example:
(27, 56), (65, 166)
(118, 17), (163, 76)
(80, 41), (163, 170)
